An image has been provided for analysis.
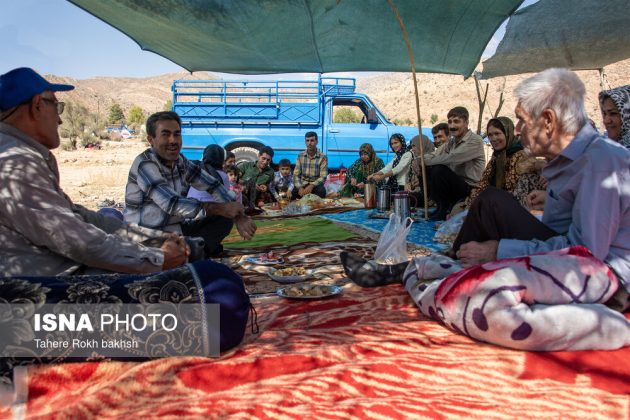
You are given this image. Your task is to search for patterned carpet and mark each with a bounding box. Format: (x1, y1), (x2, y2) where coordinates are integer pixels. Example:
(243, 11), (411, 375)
(221, 237), (432, 295)
(2, 215), (627, 418)
(321, 209), (449, 251)
(4, 285), (629, 418)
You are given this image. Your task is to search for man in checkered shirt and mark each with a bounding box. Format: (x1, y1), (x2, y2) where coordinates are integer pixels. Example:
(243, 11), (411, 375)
(292, 131), (328, 199)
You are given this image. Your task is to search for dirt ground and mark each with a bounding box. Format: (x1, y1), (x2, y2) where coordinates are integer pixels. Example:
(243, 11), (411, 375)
(54, 138), (148, 210)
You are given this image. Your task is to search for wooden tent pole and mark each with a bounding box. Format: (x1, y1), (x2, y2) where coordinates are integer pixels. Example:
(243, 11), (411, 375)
(387, 0), (429, 219)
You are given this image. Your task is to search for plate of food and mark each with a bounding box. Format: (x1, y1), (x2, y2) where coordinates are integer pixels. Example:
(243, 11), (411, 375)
(276, 284), (343, 299)
(268, 267), (313, 283)
(245, 251), (284, 265)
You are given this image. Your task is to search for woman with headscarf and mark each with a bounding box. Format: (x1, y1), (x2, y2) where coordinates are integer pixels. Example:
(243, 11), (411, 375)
(187, 144), (231, 201)
(340, 143), (385, 197)
(599, 84), (630, 148)
(436, 117), (546, 255)
(463, 116), (544, 209)
(367, 133), (413, 191)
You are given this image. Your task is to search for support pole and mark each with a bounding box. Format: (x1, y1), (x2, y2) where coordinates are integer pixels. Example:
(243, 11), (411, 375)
(598, 68), (609, 92)
(387, 0), (429, 220)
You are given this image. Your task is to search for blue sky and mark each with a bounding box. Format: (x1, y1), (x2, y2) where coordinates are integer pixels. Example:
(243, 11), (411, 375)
(0, 0), (534, 80)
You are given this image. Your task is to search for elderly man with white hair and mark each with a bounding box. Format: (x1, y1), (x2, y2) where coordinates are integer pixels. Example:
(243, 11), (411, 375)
(397, 68), (630, 352)
(453, 68), (630, 311)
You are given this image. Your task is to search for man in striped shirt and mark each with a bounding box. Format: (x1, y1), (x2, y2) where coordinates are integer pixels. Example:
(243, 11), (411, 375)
(292, 131), (328, 199)
(125, 112), (256, 256)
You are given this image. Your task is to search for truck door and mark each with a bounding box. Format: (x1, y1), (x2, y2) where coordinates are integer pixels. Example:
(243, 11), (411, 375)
(325, 98), (390, 169)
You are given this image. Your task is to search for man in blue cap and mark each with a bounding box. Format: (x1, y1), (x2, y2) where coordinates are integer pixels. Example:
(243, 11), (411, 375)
(0, 67), (190, 276)
(0, 68), (253, 370)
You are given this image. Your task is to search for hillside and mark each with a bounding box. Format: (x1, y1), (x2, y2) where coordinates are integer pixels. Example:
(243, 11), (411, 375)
(357, 58), (630, 131)
(49, 59), (630, 133)
(47, 71), (217, 123)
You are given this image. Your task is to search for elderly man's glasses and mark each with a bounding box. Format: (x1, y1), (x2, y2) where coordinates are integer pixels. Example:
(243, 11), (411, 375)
(40, 98), (65, 115)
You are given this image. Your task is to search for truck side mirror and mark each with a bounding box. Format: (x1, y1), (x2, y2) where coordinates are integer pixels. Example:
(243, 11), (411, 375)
(367, 108), (378, 124)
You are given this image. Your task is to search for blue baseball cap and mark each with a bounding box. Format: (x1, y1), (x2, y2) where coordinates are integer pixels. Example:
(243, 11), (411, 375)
(0, 67), (74, 111)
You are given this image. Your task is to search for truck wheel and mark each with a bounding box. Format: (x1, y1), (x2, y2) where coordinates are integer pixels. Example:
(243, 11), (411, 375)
(232, 146), (260, 165)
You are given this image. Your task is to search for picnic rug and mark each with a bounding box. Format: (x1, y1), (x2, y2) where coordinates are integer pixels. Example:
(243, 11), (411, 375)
(223, 217), (358, 249)
(2, 285), (628, 418)
(220, 217), (432, 295)
(222, 240), (375, 295)
(321, 209), (448, 252)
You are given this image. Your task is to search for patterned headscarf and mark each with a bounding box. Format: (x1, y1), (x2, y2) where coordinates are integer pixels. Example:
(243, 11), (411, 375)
(487, 116), (518, 190)
(358, 143), (379, 174)
(387, 133), (408, 188)
(599, 85), (630, 148)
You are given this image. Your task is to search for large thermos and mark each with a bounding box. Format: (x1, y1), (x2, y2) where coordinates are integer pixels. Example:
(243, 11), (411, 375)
(376, 186), (392, 212)
(364, 182), (377, 208)
(392, 191), (417, 220)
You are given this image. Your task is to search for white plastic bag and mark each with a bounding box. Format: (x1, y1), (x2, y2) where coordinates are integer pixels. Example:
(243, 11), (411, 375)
(324, 179), (344, 195)
(374, 213), (413, 265)
(433, 210), (467, 244)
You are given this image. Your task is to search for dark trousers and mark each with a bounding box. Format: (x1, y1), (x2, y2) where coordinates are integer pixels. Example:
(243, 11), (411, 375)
(243, 180), (273, 206)
(292, 183), (327, 199)
(427, 164), (471, 209)
(182, 215), (234, 256)
(452, 187), (557, 252)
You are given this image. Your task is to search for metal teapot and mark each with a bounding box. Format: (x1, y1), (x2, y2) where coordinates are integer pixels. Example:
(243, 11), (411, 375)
(376, 186), (392, 212)
(392, 190), (417, 220)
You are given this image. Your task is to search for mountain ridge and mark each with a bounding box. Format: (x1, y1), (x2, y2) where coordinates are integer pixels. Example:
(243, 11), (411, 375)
(49, 59), (630, 132)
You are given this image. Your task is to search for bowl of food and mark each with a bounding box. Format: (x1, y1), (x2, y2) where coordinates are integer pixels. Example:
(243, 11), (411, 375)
(278, 198), (290, 209)
(276, 284), (343, 299)
(268, 267), (312, 283)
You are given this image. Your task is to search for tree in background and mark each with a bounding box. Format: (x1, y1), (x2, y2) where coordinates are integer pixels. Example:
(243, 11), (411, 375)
(430, 114), (439, 125)
(163, 99), (173, 111)
(127, 105), (146, 129)
(108, 103), (125, 125)
(60, 101), (88, 150)
(333, 107), (361, 123)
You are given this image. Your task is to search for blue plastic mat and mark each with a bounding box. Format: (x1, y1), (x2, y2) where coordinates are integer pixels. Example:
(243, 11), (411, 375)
(320, 209), (447, 251)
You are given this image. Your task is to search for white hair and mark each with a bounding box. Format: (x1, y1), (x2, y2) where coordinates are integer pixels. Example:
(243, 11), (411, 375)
(514, 68), (588, 135)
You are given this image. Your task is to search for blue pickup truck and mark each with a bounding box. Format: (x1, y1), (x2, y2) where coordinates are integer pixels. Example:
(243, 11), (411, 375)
(172, 77), (432, 168)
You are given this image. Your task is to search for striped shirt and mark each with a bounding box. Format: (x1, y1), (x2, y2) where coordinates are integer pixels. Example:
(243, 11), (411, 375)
(293, 149), (328, 188)
(124, 148), (233, 232)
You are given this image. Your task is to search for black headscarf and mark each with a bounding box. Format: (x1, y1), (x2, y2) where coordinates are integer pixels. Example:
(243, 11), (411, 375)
(387, 133), (409, 188)
(201, 144), (226, 183)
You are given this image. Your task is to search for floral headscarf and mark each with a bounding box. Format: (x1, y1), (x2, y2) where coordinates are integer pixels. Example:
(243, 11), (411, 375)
(358, 143), (379, 174)
(487, 116), (519, 190)
(599, 84), (630, 148)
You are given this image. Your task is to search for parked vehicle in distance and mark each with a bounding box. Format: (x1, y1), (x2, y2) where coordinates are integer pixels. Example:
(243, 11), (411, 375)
(172, 77), (433, 168)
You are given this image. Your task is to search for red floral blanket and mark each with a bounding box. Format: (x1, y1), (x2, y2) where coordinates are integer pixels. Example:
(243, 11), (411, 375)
(1, 285), (628, 418)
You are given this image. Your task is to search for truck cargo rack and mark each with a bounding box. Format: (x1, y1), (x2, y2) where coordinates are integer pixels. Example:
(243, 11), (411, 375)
(172, 77), (356, 125)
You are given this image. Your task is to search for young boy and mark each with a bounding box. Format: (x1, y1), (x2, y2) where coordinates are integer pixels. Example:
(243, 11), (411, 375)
(269, 159), (295, 201)
(224, 151), (236, 170)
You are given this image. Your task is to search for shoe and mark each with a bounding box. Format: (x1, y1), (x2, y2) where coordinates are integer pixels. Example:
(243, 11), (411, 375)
(244, 206), (263, 216)
(340, 252), (408, 288)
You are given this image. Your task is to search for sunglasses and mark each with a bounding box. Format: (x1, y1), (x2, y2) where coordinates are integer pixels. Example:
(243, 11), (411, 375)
(41, 98), (65, 115)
